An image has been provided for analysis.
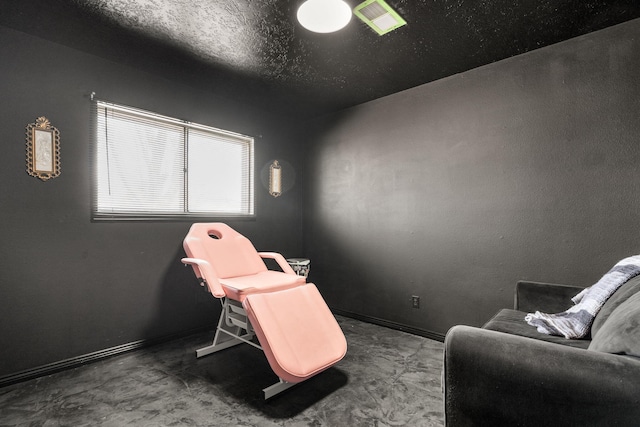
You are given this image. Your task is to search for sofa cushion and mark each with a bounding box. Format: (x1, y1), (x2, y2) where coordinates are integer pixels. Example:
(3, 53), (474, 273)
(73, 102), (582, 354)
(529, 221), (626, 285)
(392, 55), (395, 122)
(483, 309), (591, 349)
(589, 290), (640, 357)
(591, 275), (640, 338)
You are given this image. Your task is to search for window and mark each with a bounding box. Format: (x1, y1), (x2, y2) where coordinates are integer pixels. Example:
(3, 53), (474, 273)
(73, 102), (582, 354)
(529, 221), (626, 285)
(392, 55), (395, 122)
(93, 101), (254, 220)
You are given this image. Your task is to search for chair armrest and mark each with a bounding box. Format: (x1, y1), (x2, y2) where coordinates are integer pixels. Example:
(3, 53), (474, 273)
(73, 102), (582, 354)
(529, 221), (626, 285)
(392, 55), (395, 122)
(181, 257), (225, 298)
(443, 325), (640, 426)
(258, 252), (298, 276)
(515, 280), (586, 312)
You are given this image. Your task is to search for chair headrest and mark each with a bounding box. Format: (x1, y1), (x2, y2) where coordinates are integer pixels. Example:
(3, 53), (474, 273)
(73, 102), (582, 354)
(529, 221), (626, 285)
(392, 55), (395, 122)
(183, 223), (266, 279)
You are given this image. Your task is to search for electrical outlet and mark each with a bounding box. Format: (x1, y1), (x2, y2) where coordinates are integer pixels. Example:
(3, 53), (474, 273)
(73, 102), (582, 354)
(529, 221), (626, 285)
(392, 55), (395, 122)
(411, 295), (420, 309)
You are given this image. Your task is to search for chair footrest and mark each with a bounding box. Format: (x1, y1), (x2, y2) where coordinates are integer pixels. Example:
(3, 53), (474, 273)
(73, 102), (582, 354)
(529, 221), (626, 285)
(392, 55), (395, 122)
(242, 283), (347, 384)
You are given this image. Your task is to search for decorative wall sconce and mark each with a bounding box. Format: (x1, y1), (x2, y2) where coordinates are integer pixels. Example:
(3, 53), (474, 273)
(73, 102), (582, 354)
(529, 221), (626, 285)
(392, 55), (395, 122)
(26, 117), (61, 181)
(261, 159), (295, 198)
(269, 160), (282, 197)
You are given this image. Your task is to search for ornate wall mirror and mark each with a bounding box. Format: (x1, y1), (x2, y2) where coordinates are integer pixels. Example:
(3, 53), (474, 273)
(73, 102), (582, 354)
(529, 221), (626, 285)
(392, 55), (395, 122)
(26, 117), (60, 181)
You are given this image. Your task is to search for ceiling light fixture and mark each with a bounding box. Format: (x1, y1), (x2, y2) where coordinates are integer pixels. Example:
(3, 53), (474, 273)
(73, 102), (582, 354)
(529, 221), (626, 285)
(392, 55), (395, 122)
(297, 0), (352, 33)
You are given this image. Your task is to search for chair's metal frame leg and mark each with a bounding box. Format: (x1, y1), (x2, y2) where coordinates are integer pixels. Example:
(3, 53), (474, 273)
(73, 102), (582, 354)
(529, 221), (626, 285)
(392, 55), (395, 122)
(263, 378), (296, 400)
(195, 298), (297, 400)
(196, 298), (259, 358)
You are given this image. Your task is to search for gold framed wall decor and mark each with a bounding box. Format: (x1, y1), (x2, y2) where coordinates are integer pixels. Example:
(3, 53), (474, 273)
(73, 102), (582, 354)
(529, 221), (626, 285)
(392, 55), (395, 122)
(26, 116), (60, 181)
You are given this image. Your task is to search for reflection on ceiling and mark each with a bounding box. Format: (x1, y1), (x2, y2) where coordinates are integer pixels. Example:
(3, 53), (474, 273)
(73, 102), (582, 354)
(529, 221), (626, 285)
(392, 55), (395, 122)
(1, 0), (639, 118)
(78, 0), (298, 78)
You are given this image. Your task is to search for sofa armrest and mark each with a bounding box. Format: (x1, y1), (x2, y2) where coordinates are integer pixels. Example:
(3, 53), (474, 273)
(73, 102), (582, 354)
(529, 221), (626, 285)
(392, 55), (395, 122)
(515, 280), (586, 312)
(443, 325), (640, 426)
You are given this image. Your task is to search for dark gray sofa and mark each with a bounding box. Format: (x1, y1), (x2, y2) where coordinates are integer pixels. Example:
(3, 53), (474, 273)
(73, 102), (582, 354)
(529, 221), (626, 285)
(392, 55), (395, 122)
(443, 276), (640, 426)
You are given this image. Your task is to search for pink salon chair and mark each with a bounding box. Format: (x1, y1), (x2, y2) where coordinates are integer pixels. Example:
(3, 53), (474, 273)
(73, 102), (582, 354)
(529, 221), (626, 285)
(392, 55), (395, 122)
(182, 223), (347, 399)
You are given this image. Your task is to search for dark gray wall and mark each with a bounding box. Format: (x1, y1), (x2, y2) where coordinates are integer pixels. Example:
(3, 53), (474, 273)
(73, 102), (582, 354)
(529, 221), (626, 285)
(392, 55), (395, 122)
(3, 14), (640, 381)
(303, 19), (640, 336)
(0, 26), (303, 378)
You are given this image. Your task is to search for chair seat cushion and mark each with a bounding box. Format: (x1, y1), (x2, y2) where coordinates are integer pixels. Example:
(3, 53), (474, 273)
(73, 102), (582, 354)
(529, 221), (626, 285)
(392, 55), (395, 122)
(242, 283), (347, 384)
(220, 271), (306, 301)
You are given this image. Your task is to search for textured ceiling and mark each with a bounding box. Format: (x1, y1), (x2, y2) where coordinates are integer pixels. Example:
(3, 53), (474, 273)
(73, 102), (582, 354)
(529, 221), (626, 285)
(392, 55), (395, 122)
(2, 0), (640, 119)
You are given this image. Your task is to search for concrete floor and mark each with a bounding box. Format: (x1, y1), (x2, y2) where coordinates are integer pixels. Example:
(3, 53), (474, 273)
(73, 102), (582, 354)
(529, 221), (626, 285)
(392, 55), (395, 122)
(0, 316), (445, 426)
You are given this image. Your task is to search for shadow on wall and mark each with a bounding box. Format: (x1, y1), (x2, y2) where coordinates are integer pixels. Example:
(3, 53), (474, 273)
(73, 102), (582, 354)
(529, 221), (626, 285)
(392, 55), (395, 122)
(143, 244), (221, 345)
(305, 223), (442, 328)
(305, 214), (517, 337)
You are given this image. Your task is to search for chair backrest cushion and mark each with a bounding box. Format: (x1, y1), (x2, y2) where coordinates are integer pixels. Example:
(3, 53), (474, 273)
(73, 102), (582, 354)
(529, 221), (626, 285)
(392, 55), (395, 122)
(183, 223), (267, 279)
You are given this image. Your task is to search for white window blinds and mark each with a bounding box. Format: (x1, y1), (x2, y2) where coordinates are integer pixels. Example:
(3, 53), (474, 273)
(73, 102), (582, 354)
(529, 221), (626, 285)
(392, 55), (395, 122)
(93, 101), (254, 219)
